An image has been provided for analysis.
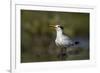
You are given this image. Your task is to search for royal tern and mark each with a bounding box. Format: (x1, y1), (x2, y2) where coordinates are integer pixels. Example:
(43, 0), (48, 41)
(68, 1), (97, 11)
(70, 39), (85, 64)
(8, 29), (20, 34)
(50, 25), (79, 59)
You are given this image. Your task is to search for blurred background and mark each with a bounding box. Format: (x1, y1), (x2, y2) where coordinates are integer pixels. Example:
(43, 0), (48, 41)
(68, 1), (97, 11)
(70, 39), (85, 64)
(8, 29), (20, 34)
(21, 10), (89, 63)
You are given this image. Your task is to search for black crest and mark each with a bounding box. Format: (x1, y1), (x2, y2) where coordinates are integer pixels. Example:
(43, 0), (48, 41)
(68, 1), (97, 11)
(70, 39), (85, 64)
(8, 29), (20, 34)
(60, 26), (64, 29)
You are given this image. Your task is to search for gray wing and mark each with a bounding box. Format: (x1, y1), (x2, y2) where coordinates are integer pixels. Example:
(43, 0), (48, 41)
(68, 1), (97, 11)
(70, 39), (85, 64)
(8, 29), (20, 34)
(62, 35), (73, 47)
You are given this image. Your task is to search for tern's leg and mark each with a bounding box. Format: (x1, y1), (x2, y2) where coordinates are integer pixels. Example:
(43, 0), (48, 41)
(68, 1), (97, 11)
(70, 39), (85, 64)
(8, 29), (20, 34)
(58, 47), (63, 57)
(58, 47), (68, 60)
(62, 47), (68, 57)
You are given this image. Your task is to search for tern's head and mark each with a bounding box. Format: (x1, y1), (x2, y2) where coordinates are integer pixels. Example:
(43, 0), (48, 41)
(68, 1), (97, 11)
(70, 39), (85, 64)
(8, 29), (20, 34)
(49, 25), (64, 31)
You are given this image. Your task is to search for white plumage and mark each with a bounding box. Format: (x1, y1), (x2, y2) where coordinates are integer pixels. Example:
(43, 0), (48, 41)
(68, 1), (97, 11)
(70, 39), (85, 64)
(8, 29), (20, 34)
(54, 25), (73, 48)
(49, 24), (79, 58)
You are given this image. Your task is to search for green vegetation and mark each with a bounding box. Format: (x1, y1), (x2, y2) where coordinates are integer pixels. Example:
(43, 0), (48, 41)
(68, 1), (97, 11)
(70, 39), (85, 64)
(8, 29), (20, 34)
(21, 10), (89, 63)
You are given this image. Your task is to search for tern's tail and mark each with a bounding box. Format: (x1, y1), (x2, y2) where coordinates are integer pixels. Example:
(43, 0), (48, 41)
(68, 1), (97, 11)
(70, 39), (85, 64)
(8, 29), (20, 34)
(70, 41), (79, 47)
(74, 41), (79, 45)
(71, 41), (79, 46)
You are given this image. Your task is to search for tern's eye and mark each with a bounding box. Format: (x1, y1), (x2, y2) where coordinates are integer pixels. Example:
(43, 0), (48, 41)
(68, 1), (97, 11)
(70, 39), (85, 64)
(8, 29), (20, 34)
(58, 26), (60, 27)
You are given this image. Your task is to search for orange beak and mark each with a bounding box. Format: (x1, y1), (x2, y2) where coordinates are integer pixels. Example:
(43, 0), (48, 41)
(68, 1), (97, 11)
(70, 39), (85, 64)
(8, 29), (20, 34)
(49, 25), (55, 28)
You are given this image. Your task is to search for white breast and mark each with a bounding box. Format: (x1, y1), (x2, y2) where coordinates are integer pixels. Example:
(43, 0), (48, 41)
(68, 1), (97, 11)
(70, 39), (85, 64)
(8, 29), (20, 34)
(55, 37), (62, 46)
(55, 34), (72, 47)
(55, 26), (73, 47)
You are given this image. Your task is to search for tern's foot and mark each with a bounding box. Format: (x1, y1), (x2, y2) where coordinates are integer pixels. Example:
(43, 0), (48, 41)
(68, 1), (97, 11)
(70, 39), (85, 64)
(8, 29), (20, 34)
(61, 53), (67, 56)
(58, 53), (68, 59)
